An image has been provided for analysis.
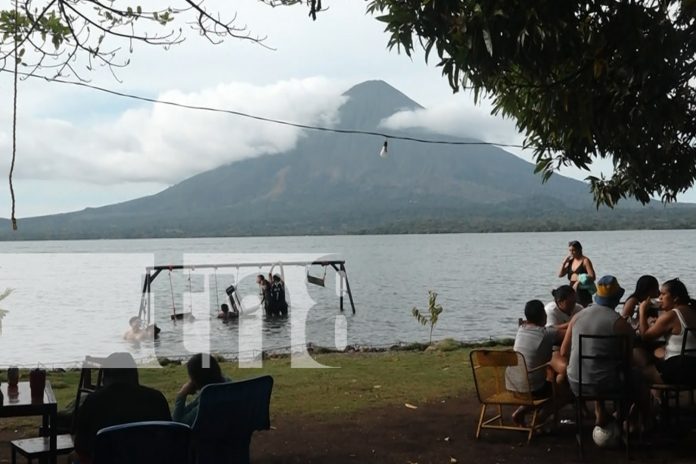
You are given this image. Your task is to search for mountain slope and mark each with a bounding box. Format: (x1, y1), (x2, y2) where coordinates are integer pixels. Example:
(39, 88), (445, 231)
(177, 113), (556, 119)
(1, 80), (689, 239)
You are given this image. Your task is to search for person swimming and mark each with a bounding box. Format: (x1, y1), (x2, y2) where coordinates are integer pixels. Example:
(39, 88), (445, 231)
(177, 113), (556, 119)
(123, 316), (160, 341)
(216, 303), (238, 322)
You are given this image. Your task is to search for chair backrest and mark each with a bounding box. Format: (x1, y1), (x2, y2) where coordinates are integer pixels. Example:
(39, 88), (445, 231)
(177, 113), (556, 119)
(72, 358), (106, 432)
(681, 327), (696, 356)
(192, 376), (274, 464)
(94, 421), (191, 464)
(470, 349), (533, 403)
(675, 327), (696, 385)
(577, 334), (630, 399)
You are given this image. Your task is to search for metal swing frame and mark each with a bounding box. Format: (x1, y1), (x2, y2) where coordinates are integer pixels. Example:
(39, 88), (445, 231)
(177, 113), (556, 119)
(138, 259), (356, 324)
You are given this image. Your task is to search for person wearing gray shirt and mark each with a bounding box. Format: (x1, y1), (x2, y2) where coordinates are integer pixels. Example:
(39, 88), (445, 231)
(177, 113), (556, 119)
(507, 300), (563, 426)
(561, 275), (634, 427)
(545, 285), (584, 329)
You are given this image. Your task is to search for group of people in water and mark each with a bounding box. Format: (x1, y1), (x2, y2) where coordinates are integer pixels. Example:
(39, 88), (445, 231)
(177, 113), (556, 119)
(216, 273), (288, 321)
(124, 272), (289, 339)
(215, 273), (287, 320)
(216, 273), (289, 321)
(509, 240), (696, 433)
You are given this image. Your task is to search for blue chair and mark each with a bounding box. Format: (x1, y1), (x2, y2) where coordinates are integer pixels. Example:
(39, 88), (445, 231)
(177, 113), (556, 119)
(191, 376), (274, 464)
(93, 421), (191, 464)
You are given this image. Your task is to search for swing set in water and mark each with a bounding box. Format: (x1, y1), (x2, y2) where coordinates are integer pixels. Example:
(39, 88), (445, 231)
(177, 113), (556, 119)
(137, 258), (356, 324)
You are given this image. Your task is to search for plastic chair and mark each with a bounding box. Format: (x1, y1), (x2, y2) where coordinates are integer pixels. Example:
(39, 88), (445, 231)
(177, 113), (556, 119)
(470, 349), (553, 443)
(651, 327), (696, 427)
(191, 376), (274, 464)
(93, 421), (191, 464)
(573, 334), (632, 460)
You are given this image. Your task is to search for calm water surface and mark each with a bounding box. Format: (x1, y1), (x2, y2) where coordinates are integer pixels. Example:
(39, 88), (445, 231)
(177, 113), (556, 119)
(0, 230), (694, 366)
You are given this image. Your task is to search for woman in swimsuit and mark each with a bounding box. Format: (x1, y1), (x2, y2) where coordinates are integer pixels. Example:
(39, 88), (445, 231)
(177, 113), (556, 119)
(557, 240), (596, 307)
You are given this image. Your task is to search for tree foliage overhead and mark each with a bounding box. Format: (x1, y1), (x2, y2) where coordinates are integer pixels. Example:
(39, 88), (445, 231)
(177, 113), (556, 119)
(367, 0), (696, 207)
(0, 0), (323, 229)
(0, 0), (322, 80)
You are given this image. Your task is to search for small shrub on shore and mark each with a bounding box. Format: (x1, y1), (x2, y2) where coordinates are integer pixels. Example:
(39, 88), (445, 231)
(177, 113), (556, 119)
(411, 291), (444, 345)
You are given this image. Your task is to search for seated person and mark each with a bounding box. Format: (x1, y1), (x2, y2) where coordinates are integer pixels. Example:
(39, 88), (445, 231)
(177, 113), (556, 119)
(73, 352), (171, 464)
(638, 278), (696, 385)
(506, 300), (564, 425)
(621, 275), (660, 329)
(545, 285), (583, 331)
(173, 353), (228, 426)
(561, 275), (636, 426)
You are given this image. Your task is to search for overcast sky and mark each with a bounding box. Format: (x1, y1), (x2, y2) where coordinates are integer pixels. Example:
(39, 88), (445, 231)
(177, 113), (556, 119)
(0, 0), (692, 218)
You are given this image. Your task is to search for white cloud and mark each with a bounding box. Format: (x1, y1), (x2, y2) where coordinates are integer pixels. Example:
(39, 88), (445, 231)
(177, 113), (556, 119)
(0, 0), (693, 215)
(0, 77), (347, 185)
(378, 97), (622, 187)
(380, 96), (523, 145)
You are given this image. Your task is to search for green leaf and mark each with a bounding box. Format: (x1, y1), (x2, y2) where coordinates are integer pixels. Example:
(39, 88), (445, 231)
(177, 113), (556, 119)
(482, 28), (493, 56)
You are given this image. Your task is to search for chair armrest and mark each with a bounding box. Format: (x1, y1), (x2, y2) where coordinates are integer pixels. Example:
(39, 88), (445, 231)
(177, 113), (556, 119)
(529, 362), (556, 383)
(528, 362), (551, 373)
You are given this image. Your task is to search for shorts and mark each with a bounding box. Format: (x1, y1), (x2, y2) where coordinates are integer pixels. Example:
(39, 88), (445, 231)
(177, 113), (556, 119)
(657, 356), (696, 385)
(570, 368), (642, 398)
(531, 381), (553, 399)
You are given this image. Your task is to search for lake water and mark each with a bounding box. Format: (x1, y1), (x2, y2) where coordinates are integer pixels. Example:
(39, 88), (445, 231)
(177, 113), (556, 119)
(0, 230), (694, 367)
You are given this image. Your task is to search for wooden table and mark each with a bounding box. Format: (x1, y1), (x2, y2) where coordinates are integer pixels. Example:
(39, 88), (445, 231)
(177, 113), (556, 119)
(0, 381), (58, 464)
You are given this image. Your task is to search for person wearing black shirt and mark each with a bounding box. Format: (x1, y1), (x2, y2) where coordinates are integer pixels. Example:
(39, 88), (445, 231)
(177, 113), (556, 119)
(269, 274), (288, 317)
(73, 352), (171, 464)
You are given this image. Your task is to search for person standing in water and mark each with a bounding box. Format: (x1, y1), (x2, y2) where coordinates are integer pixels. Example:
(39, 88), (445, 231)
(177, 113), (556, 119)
(269, 274), (288, 317)
(558, 240), (596, 307)
(256, 274), (272, 316)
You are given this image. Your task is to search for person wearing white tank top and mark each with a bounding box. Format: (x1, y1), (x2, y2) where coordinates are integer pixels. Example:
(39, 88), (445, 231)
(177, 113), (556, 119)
(639, 278), (696, 385)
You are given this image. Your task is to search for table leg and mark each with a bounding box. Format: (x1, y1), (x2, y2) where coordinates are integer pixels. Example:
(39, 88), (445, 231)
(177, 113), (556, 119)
(48, 405), (57, 464)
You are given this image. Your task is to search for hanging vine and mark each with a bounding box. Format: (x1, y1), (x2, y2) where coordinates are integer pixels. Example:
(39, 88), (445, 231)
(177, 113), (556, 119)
(9, 0), (19, 230)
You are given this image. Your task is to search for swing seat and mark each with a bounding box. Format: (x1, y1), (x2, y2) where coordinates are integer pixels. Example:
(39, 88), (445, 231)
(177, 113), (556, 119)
(171, 313), (196, 321)
(307, 274), (325, 287)
(307, 265), (327, 287)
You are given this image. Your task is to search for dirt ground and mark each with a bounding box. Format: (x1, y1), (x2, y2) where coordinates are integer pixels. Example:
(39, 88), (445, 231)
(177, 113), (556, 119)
(2, 395), (695, 463)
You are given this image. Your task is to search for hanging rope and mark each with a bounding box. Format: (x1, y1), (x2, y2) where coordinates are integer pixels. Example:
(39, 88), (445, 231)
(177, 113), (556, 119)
(213, 267), (220, 311)
(187, 269), (193, 314)
(9, 0), (19, 230)
(168, 270), (177, 317)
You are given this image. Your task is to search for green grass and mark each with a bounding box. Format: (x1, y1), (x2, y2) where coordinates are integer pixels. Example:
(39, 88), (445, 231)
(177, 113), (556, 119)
(0, 347), (480, 431)
(40, 347), (476, 417)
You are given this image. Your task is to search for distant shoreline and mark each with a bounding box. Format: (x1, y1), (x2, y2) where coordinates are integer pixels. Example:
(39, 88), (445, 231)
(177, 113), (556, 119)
(0, 223), (695, 242)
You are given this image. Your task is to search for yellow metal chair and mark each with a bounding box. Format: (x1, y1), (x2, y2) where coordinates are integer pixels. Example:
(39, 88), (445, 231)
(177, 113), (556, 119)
(470, 349), (552, 443)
